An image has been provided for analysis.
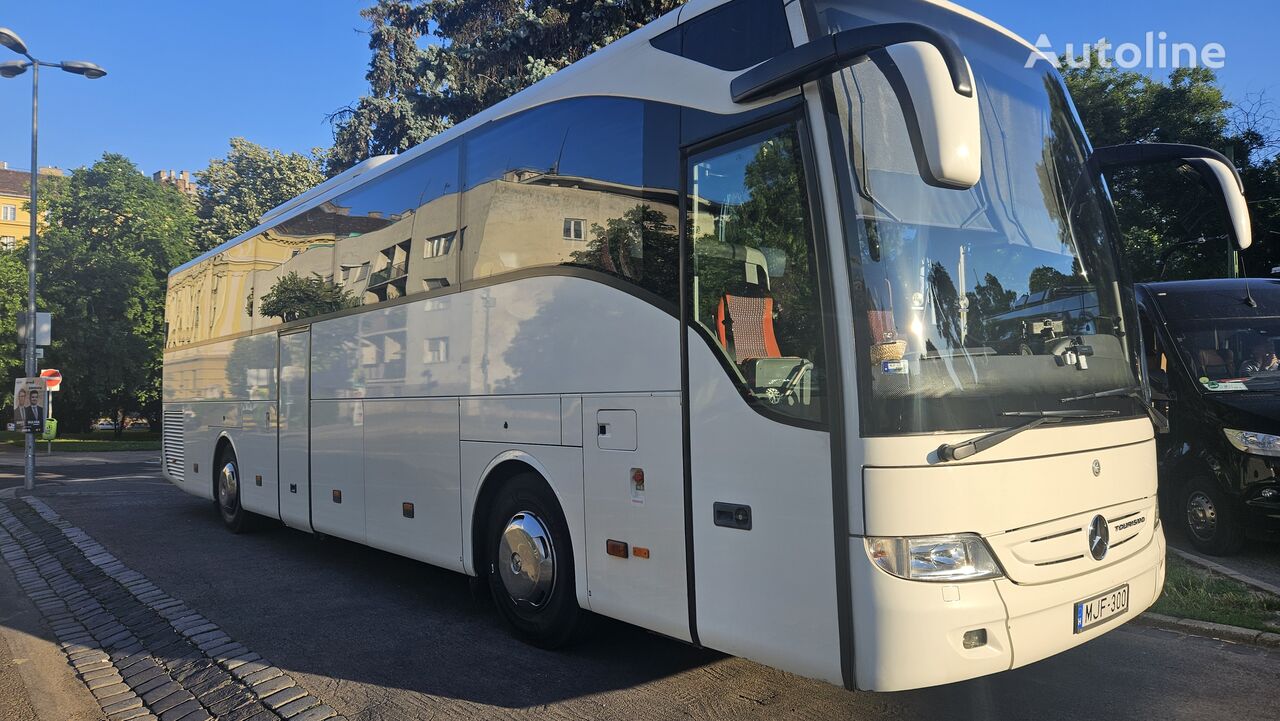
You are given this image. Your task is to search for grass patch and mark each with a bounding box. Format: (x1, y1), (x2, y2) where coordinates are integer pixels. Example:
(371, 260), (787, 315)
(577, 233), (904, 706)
(1152, 554), (1280, 633)
(0, 430), (160, 452)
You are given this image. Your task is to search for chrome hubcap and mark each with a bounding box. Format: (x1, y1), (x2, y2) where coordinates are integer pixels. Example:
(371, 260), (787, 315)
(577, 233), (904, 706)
(1186, 491), (1217, 540)
(497, 511), (556, 607)
(218, 461), (239, 513)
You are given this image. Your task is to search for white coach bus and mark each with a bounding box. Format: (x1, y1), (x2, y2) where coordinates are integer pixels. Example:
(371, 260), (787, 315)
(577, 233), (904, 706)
(163, 0), (1252, 692)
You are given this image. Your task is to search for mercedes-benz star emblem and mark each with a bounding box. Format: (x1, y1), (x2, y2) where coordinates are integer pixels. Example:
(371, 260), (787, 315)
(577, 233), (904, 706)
(1088, 514), (1110, 560)
(1092, 459), (1102, 477)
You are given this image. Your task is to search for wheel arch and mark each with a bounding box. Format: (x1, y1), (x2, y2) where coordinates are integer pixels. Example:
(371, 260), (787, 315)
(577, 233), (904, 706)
(212, 432), (238, 499)
(467, 450), (564, 578)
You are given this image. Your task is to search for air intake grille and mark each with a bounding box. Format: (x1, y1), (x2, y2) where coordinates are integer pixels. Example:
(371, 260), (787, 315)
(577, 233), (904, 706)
(162, 408), (185, 481)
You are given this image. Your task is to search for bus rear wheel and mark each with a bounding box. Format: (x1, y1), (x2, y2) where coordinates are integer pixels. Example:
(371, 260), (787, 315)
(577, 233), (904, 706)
(485, 473), (582, 648)
(214, 445), (255, 534)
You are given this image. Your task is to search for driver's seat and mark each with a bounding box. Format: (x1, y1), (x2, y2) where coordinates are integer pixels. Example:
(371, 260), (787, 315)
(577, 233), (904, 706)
(715, 292), (810, 399)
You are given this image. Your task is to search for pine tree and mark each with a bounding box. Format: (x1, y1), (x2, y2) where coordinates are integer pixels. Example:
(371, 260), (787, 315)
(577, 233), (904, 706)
(327, 0), (449, 173)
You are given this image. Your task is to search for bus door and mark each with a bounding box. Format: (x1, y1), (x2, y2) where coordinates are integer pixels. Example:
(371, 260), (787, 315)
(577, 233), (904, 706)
(278, 328), (312, 531)
(683, 119), (846, 683)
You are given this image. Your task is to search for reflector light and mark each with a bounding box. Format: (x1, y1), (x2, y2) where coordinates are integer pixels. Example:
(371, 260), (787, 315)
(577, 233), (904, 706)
(332, 489), (343, 503)
(606, 539), (629, 558)
(633, 546), (650, 559)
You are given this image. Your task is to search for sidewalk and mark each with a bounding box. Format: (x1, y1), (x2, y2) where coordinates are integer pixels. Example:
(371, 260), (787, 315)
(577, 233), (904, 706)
(0, 522), (105, 721)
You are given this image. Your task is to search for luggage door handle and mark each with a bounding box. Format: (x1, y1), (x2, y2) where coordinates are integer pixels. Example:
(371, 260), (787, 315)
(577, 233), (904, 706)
(713, 502), (752, 530)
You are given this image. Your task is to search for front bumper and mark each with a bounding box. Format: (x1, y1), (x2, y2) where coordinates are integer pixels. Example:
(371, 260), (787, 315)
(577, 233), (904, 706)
(852, 524), (1166, 691)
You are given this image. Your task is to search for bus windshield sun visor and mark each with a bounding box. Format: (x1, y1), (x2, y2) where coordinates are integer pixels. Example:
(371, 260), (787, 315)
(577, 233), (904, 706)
(1090, 143), (1252, 250)
(731, 22), (981, 189)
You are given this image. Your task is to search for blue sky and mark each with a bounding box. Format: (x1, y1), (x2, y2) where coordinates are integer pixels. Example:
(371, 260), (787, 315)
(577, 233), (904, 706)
(0, 1), (1274, 177)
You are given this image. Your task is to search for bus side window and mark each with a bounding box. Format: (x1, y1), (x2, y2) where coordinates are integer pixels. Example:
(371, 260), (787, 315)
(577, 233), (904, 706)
(688, 123), (827, 422)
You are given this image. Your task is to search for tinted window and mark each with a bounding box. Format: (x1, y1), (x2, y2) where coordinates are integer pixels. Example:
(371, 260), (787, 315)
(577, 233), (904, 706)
(252, 205), (344, 329)
(461, 97), (681, 305)
(651, 0), (792, 71)
(335, 146), (461, 305)
(689, 123), (827, 423)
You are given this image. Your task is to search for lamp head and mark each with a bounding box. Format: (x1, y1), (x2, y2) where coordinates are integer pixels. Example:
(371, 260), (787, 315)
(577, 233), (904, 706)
(0, 60), (29, 79)
(0, 28), (28, 56)
(60, 60), (107, 79)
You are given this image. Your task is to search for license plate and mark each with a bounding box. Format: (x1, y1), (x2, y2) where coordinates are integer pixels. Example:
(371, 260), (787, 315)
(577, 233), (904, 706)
(1074, 584), (1129, 633)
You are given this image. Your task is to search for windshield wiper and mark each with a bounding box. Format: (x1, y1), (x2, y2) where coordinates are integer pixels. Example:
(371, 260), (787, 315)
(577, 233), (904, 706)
(1061, 386), (1169, 433)
(936, 410), (1120, 463)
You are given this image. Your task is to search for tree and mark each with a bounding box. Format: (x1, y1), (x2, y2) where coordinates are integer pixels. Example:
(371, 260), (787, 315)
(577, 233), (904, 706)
(328, 0), (685, 173)
(195, 138), (326, 252)
(255, 271), (358, 323)
(1063, 61), (1276, 281)
(37, 154), (197, 433)
(326, 1), (448, 173)
(0, 250), (29, 407)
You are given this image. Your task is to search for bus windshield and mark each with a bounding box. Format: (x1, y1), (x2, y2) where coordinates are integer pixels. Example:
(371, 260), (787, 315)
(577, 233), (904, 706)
(811, 0), (1143, 434)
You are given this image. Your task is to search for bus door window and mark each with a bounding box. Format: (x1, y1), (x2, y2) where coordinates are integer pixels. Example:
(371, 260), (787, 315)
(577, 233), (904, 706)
(688, 123), (826, 422)
(1137, 304), (1172, 402)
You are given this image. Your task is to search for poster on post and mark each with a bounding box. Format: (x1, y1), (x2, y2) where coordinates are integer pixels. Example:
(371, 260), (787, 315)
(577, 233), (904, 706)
(13, 377), (46, 434)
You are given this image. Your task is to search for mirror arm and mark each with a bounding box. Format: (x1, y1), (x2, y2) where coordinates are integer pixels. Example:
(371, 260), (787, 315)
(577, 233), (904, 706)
(1090, 143), (1244, 195)
(731, 22), (973, 104)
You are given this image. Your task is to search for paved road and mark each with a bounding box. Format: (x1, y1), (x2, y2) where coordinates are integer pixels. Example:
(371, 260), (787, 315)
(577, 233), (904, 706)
(4, 467), (1280, 721)
(0, 448), (160, 492)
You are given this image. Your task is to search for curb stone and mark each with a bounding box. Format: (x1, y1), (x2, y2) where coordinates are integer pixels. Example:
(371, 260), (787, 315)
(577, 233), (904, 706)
(1136, 611), (1280, 649)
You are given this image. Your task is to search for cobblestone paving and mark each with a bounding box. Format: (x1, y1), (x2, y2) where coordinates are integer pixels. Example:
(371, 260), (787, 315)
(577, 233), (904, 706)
(0, 496), (345, 721)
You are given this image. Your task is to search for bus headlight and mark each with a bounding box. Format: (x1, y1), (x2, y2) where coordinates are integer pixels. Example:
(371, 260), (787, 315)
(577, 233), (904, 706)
(1224, 429), (1280, 457)
(865, 534), (1003, 582)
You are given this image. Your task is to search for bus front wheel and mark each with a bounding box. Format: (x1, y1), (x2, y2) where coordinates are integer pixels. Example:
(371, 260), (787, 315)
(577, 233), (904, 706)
(214, 445), (255, 534)
(485, 473), (583, 648)
(1181, 474), (1245, 556)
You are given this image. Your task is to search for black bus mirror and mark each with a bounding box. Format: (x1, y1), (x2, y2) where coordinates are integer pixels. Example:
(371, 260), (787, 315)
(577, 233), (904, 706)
(1091, 143), (1252, 250)
(732, 22), (981, 189)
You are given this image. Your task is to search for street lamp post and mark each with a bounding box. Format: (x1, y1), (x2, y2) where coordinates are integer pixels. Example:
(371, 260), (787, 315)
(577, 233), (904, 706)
(0, 28), (106, 492)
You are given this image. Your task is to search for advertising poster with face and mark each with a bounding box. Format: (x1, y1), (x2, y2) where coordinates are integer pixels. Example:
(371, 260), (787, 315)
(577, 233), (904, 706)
(13, 377), (46, 433)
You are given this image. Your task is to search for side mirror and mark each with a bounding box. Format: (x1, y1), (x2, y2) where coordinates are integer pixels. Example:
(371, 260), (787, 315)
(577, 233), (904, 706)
(732, 22), (981, 189)
(1092, 143), (1252, 250)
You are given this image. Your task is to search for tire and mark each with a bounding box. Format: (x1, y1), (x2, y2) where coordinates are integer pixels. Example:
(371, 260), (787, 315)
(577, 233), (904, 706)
(485, 472), (583, 648)
(1181, 473), (1245, 555)
(214, 445), (255, 534)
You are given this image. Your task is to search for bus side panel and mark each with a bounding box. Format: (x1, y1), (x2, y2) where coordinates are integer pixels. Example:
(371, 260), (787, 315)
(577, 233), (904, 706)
(581, 392), (689, 642)
(459, 442), (588, 610)
(236, 400), (280, 519)
(364, 397), (463, 571)
(186, 402), (239, 501)
(311, 399), (367, 544)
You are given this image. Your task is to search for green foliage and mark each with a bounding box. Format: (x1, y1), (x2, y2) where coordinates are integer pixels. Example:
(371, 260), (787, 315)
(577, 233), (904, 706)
(36, 154), (198, 432)
(195, 138), (326, 252)
(326, 1), (449, 174)
(256, 271), (358, 323)
(328, 0), (686, 174)
(0, 250), (29, 400)
(1063, 61), (1277, 281)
